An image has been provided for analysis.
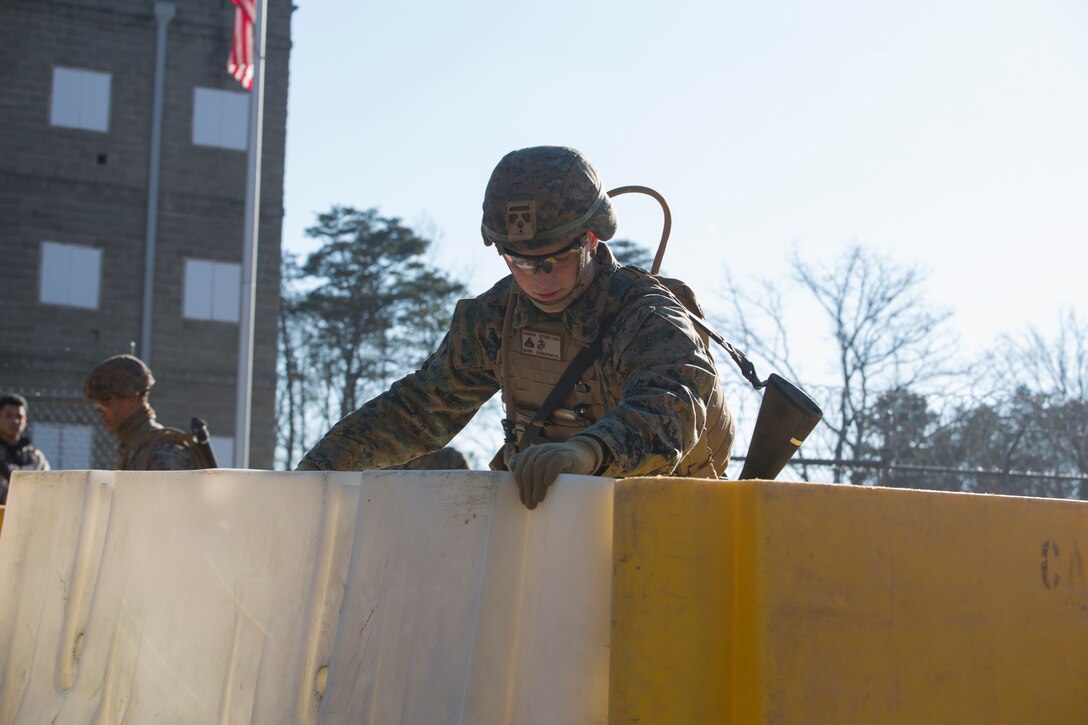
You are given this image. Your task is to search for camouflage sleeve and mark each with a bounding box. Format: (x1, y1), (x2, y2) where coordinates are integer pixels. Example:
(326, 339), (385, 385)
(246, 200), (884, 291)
(583, 297), (718, 478)
(300, 292), (505, 471)
(146, 441), (198, 471)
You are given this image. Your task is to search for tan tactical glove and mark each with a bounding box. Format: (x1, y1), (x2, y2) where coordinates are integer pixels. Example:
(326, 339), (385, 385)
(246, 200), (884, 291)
(509, 437), (603, 510)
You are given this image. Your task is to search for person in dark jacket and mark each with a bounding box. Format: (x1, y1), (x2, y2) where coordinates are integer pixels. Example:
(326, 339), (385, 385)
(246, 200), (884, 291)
(1, 393), (50, 505)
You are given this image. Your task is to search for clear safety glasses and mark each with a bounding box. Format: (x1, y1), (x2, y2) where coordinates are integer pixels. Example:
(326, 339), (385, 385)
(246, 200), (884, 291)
(500, 234), (587, 275)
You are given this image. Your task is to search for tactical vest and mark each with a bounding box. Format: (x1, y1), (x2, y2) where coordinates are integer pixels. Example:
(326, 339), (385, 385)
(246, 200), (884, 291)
(121, 426), (216, 471)
(499, 266), (734, 479)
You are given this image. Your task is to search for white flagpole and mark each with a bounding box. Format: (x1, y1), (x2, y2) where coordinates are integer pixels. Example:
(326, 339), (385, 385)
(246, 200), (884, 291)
(233, 0), (267, 468)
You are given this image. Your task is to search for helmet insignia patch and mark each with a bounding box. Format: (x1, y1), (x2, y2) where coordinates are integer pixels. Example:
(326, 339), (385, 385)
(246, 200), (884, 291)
(506, 200), (536, 242)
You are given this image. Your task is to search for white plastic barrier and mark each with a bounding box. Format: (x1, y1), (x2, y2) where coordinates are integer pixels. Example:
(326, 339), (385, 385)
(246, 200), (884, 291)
(0, 469), (613, 724)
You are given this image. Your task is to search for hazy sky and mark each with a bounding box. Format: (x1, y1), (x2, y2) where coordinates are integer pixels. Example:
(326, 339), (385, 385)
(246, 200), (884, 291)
(279, 1), (1087, 460)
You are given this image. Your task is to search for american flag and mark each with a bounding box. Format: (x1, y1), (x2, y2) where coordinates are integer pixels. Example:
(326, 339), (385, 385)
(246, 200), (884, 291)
(228, 0), (255, 90)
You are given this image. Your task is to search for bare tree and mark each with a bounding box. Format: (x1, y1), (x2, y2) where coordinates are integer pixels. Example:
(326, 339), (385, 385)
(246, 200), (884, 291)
(980, 308), (1088, 497)
(992, 308), (1087, 401)
(719, 244), (958, 483)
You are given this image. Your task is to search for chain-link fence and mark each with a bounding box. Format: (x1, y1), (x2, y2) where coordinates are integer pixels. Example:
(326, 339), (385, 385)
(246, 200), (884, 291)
(739, 456), (1088, 500)
(15, 388), (115, 470)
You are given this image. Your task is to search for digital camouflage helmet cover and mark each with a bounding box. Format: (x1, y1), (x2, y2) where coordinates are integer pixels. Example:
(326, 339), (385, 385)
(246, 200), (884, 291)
(481, 146), (618, 252)
(83, 354), (155, 400)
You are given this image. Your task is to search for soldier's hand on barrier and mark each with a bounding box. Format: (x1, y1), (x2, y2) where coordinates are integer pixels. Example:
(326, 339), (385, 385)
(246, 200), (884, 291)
(509, 437), (603, 510)
(295, 459), (320, 472)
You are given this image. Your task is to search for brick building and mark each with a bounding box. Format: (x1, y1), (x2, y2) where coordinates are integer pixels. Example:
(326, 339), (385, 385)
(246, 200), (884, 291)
(0, 0), (292, 469)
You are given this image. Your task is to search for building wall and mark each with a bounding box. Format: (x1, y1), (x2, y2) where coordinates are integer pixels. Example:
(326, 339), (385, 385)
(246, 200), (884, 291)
(0, 0), (292, 469)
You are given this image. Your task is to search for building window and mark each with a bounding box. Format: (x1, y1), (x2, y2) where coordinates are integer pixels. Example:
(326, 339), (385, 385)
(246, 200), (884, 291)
(33, 423), (94, 469)
(184, 259), (240, 322)
(50, 67), (111, 132)
(192, 87), (248, 151)
(40, 241), (101, 309)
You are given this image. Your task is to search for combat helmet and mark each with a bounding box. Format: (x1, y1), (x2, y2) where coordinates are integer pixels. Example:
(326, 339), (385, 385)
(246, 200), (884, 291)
(83, 354), (155, 400)
(480, 146), (618, 252)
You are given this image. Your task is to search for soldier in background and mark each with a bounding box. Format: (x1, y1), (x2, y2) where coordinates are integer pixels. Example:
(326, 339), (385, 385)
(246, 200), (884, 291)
(1, 393), (51, 505)
(299, 146), (735, 509)
(83, 354), (209, 471)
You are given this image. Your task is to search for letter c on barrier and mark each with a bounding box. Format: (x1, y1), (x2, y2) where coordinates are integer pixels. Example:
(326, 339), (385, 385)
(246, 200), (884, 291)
(1041, 539), (1060, 590)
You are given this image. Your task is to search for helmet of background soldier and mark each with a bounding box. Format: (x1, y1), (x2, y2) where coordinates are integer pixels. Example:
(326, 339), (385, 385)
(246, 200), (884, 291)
(83, 354), (155, 400)
(480, 146), (618, 253)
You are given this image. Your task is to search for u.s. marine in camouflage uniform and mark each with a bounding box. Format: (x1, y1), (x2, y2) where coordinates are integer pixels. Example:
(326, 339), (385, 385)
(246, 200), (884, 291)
(299, 146), (735, 508)
(84, 354), (204, 471)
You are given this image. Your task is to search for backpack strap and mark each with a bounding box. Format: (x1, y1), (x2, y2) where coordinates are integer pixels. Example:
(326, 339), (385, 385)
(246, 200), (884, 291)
(641, 267), (766, 390)
(687, 315), (764, 390)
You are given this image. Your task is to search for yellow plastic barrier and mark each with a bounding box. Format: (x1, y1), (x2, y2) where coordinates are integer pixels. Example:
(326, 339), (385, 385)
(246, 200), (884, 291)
(609, 479), (1088, 724)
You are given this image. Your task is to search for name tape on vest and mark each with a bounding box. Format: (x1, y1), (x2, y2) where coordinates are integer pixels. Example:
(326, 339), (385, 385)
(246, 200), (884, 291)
(520, 330), (562, 360)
